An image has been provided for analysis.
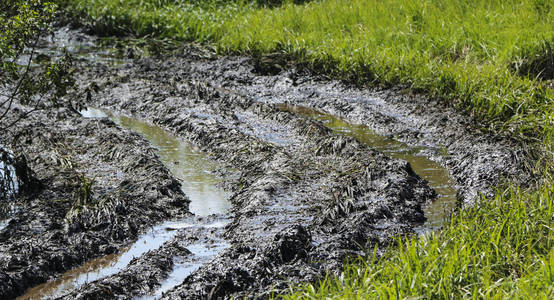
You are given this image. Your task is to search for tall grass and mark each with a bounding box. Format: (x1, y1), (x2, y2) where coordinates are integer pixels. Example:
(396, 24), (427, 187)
(55, 0), (554, 297)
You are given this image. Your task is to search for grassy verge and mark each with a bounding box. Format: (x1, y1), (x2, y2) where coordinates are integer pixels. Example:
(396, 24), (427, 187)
(55, 0), (553, 298)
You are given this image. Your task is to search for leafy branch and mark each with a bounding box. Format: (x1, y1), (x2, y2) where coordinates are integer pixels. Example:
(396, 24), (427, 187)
(0, 0), (76, 134)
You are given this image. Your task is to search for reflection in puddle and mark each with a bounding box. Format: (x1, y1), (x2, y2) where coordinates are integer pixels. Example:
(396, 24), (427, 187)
(18, 250), (127, 300)
(18, 108), (232, 299)
(278, 104), (458, 234)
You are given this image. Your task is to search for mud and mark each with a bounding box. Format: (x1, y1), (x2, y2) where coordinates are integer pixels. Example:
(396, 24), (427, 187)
(79, 46), (531, 205)
(69, 46), (528, 298)
(18, 108), (233, 299)
(0, 29), (531, 299)
(0, 104), (189, 299)
(277, 104), (458, 233)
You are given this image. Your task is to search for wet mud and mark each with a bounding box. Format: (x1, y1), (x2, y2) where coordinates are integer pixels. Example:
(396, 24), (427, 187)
(50, 217), (229, 300)
(277, 104), (458, 233)
(0, 29), (531, 299)
(0, 105), (188, 299)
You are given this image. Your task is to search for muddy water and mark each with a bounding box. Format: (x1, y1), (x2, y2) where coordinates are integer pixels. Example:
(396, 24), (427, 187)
(18, 108), (232, 299)
(82, 107), (232, 216)
(138, 241), (230, 300)
(18, 249), (129, 299)
(278, 104), (458, 233)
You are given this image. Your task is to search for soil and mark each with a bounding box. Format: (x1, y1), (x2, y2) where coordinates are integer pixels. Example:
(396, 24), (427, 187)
(100, 48), (530, 204)
(0, 105), (189, 299)
(0, 36), (531, 299)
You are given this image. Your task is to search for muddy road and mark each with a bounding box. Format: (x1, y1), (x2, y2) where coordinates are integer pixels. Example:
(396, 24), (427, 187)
(0, 29), (530, 299)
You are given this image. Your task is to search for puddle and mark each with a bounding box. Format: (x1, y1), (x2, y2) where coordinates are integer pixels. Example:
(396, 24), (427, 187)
(18, 249), (129, 299)
(278, 104), (458, 234)
(81, 107), (232, 216)
(18, 109), (232, 299)
(138, 242), (230, 300)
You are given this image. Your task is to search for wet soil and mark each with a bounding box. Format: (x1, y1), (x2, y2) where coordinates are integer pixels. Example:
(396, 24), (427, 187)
(0, 104), (188, 299)
(61, 46), (525, 298)
(277, 104), (458, 233)
(0, 29), (531, 299)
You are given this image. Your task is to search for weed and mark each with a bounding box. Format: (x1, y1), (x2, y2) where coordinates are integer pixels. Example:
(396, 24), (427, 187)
(75, 175), (94, 206)
(65, 174), (95, 219)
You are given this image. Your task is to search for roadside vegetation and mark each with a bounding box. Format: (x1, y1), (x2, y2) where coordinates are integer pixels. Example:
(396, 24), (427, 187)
(51, 0), (554, 298)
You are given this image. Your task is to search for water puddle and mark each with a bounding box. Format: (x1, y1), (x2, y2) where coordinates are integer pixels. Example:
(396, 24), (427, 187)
(138, 241), (230, 300)
(81, 108), (232, 216)
(278, 104), (458, 234)
(18, 108), (232, 299)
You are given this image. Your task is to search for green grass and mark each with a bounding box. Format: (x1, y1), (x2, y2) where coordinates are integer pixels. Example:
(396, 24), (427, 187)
(54, 0), (554, 298)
